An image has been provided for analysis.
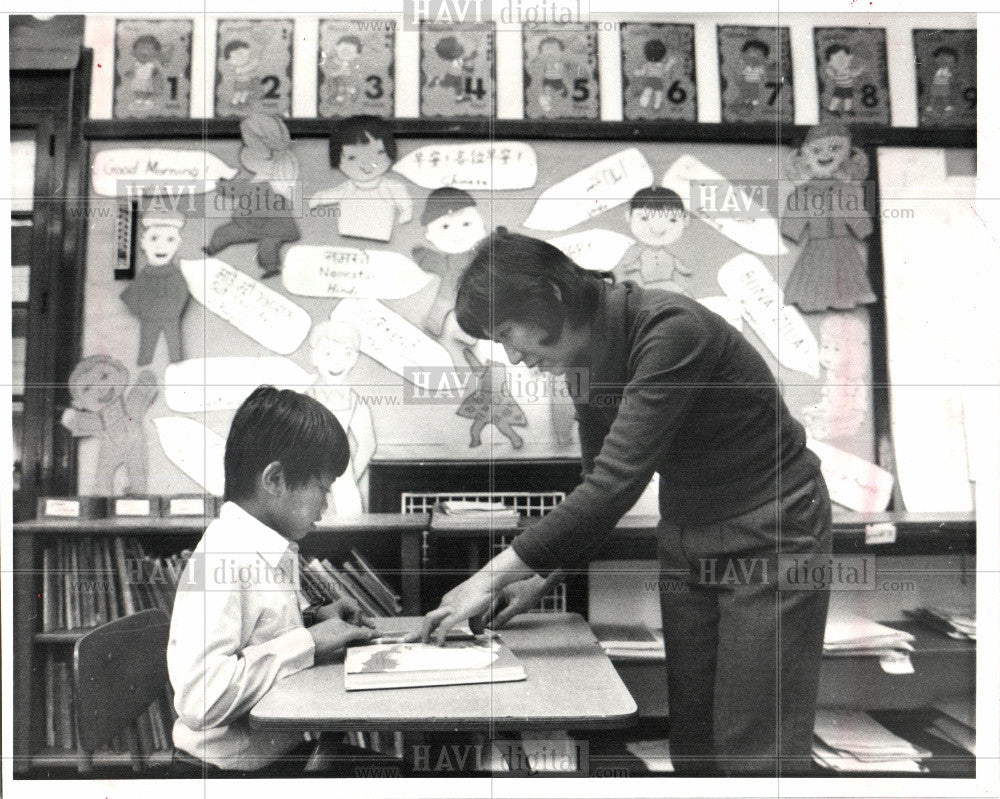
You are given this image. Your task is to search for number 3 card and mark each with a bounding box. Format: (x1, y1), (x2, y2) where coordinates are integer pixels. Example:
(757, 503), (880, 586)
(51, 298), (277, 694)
(621, 22), (696, 122)
(718, 25), (792, 124)
(419, 23), (495, 118)
(523, 23), (599, 120)
(814, 27), (890, 126)
(114, 18), (192, 118)
(318, 19), (395, 118)
(215, 18), (293, 118)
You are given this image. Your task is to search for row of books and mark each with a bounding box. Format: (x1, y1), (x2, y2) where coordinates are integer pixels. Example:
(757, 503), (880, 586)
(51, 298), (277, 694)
(812, 708), (930, 773)
(298, 547), (402, 618)
(904, 606), (976, 641)
(40, 536), (191, 632)
(43, 651), (176, 760)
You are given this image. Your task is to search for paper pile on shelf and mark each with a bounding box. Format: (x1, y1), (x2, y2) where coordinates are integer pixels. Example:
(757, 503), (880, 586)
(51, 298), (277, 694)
(431, 500), (522, 529)
(812, 709), (930, 773)
(823, 616), (915, 657)
(926, 695), (976, 755)
(904, 606), (976, 641)
(625, 738), (674, 772)
(590, 622), (665, 660)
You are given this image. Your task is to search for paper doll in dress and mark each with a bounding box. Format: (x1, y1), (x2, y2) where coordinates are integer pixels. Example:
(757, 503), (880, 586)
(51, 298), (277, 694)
(307, 320), (377, 515)
(427, 36), (477, 103)
(60, 355), (157, 495)
(322, 34), (365, 106)
(614, 187), (693, 295)
(926, 46), (959, 119)
(801, 310), (870, 441)
(528, 37), (571, 115)
(412, 187), (486, 369)
(125, 35), (169, 110)
(221, 39), (258, 108)
(457, 347), (528, 450)
(823, 43), (866, 117)
(121, 210), (190, 366)
(781, 121), (875, 313)
(204, 113), (301, 278)
(632, 38), (677, 111)
(309, 115), (413, 242)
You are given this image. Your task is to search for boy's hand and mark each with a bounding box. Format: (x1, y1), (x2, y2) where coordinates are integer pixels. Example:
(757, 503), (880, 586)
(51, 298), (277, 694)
(315, 597), (373, 628)
(308, 617), (377, 662)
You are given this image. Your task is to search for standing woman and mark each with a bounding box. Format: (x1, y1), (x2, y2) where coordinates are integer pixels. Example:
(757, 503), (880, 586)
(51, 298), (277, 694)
(421, 227), (832, 777)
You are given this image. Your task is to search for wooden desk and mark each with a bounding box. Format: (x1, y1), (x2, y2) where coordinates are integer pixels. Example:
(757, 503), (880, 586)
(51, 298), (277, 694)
(249, 613), (637, 733)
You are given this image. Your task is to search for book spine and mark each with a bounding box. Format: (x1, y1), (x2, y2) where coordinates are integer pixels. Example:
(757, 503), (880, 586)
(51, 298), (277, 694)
(44, 651), (57, 748)
(68, 541), (82, 629)
(350, 547), (403, 610)
(55, 540), (67, 630)
(56, 660), (75, 750)
(322, 559), (381, 618)
(100, 537), (122, 620)
(342, 561), (394, 616)
(304, 558), (340, 602)
(42, 547), (56, 632)
(113, 537), (136, 616)
(91, 537), (109, 626)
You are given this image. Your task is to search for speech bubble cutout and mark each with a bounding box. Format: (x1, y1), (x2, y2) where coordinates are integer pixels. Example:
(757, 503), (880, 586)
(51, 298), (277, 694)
(328, 299), (453, 386)
(180, 258), (311, 355)
(524, 148), (654, 232)
(807, 438), (894, 513)
(393, 142), (538, 190)
(282, 246), (431, 299)
(717, 253), (819, 378)
(153, 416), (225, 497)
(92, 148), (237, 197)
(661, 154), (788, 256)
(547, 230), (636, 271)
(164, 357), (315, 413)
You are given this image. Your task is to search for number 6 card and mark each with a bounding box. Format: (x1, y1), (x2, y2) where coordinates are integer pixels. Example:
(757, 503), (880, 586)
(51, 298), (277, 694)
(621, 23), (696, 122)
(523, 23), (599, 120)
(215, 18), (293, 118)
(318, 18), (395, 118)
(718, 25), (792, 124)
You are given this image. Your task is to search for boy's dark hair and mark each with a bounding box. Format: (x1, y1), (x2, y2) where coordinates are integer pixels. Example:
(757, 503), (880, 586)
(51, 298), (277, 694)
(455, 227), (602, 341)
(629, 186), (686, 213)
(224, 386), (350, 502)
(932, 45), (958, 61)
(329, 115), (397, 169)
(133, 35), (162, 54)
(336, 35), (363, 51)
(643, 39), (668, 63)
(538, 36), (565, 52)
(435, 36), (465, 61)
(825, 43), (850, 61)
(421, 186), (477, 226)
(742, 39), (770, 59)
(224, 40), (251, 60)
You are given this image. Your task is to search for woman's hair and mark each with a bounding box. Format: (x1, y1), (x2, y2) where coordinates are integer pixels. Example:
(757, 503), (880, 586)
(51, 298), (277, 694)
(224, 386), (350, 502)
(328, 115), (397, 168)
(455, 227), (603, 341)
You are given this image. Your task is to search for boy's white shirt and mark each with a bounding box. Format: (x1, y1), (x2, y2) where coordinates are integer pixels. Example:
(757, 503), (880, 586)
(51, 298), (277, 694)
(167, 501), (315, 770)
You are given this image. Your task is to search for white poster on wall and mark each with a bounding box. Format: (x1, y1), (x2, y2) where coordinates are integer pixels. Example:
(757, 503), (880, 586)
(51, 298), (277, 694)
(92, 148), (237, 196)
(153, 417), (225, 497)
(282, 246), (431, 299)
(164, 357), (315, 413)
(393, 142), (538, 190)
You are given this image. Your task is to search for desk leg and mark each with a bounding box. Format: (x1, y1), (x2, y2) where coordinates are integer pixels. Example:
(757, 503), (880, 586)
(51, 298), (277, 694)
(400, 529), (422, 615)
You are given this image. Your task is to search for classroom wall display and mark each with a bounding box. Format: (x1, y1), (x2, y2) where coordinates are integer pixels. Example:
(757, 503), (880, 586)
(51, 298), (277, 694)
(318, 18), (395, 119)
(419, 23), (495, 118)
(913, 29), (976, 129)
(814, 27), (890, 126)
(717, 25), (792, 124)
(215, 18), (294, 118)
(522, 23), (599, 120)
(113, 18), (192, 118)
(620, 23), (696, 122)
(80, 137), (876, 497)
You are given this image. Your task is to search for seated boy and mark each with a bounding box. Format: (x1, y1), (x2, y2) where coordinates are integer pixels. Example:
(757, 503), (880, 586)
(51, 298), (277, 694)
(167, 385), (376, 773)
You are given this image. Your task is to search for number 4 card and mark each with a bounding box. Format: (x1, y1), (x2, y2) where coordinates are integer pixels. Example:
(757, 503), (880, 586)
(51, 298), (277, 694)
(621, 22), (696, 122)
(523, 24), (599, 120)
(814, 27), (890, 125)
(419, 23), (495, 118)
(718, 26), (792, 124)
(318, 19), (395, 118)
(215, 18), (293, 118)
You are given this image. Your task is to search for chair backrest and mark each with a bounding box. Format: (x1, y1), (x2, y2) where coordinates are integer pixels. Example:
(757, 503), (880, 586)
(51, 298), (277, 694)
(73, 608), (170, 762)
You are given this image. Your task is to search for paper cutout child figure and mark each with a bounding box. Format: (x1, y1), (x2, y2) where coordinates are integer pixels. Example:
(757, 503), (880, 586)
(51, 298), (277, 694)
(530, 37), (571, 114)
(926, 46), (959, 118)
(782, 121), (875, 312)
(121, 210), (190, 366)
(309, 115), (413, 242)
(306, 320), (377, 516)
(738, 39), (770, 111)
(824, 43), (866, 117)
(204, 113), (301, 278)
(633, 38), (677, 111)
(457, 347), (528, 449)
(126, 35), (168, 109)
(428, 36), (477, 102)
(222, 39), (258, 108)
(411, 187), (486, 369)
(801, 310), (870, 441)
(615, 187), (693, 295)
(60, 355), (157, 496)
(323, 35), (364, 105)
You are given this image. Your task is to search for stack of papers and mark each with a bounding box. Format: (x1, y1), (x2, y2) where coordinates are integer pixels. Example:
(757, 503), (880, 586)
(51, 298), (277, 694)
(823, 616), (915, 658)
(926, 695), (976, 755)
(590, 623), (665, 660)
(904, 606), (976, 641)
(813, 709), (930, 772)
(625, 738), (674, 772)
(432, 500), (522, 529)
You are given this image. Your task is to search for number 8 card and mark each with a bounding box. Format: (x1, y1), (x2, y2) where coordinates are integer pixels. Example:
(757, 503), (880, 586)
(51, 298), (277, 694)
(814, 26), (891, 126)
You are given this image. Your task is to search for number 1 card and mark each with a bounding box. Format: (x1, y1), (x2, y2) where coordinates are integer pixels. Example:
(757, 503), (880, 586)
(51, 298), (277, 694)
(215, 18), (293, 118)
(621, 22), (696, 122)
(318, 19), (395, 118)
(523, 24), (599, 120)
(114, 18), (192, 118)
(718, 25), (792, 124)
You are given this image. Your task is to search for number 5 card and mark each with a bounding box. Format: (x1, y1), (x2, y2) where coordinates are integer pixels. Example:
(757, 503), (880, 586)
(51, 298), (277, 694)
(621, 22), (696, 122)
(718, 25), (792, 124)
(215, 18), (293, 118)
(523, 23), (599, 120)
(318, 18), (395, 118)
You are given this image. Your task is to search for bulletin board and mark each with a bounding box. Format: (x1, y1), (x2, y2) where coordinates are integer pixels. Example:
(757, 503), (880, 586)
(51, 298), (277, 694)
(79, 132), (879, 509)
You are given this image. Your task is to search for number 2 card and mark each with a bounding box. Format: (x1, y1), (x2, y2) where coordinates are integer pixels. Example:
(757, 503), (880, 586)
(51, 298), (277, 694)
(215, 18), (293, 118)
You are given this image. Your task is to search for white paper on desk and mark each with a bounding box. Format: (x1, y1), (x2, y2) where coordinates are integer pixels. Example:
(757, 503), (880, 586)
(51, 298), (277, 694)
(807, 439), (893, 512)
(164, 357), (315, 412)
(546, 230), (635, 271)
(393, 142), (538, 190)
(282, 246), (431, 299)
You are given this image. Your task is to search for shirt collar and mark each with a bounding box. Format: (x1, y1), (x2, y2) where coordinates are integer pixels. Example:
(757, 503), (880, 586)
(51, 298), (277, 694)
(214, 501), (295, 569)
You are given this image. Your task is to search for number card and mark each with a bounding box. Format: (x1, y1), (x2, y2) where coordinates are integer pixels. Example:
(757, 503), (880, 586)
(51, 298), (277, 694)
(913, 29), (976, 129)
(318, 18), (395, 118)
(718, 26), (792, 124)
(621, 23), (696, 122)
(114, 18), (192, 118)
(523, 24), (599, 120)
(419, 23), (495, 118)
(215, 18), (293, 118)
(814, 27), (890, 126)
